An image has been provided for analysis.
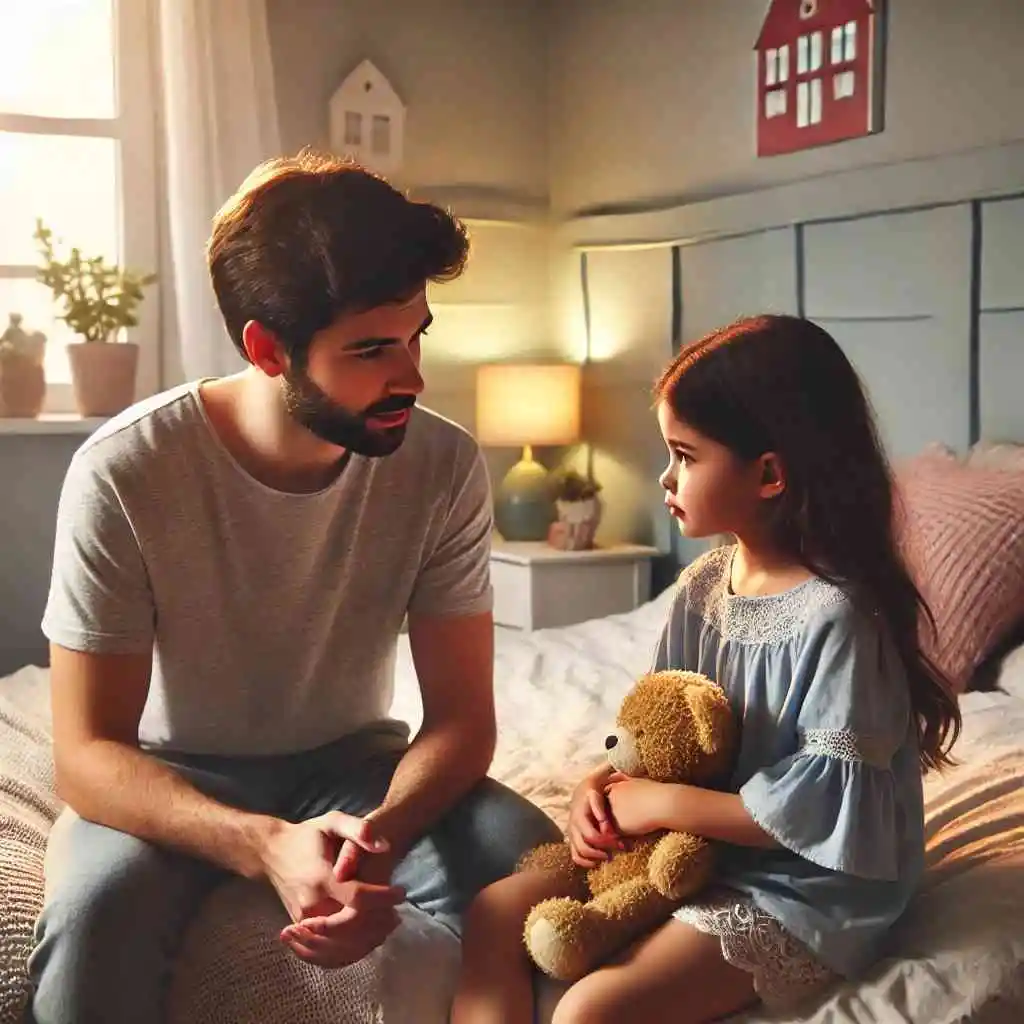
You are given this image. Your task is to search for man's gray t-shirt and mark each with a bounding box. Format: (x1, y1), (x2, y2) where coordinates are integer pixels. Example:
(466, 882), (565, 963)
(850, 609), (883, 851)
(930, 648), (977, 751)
(42, 382), (494, 757)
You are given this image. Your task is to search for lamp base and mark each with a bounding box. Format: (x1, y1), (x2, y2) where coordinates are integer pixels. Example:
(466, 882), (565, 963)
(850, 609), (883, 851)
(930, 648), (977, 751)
(494, 454), (554, 542)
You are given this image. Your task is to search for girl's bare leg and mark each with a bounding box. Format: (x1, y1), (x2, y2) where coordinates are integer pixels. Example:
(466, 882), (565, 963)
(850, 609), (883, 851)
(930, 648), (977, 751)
(450, 869), (579, 1024)
(551, 918), (758, 1024)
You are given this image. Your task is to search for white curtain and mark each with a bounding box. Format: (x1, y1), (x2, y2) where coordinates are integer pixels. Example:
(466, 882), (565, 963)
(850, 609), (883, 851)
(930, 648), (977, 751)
(157, 0), (282, 381)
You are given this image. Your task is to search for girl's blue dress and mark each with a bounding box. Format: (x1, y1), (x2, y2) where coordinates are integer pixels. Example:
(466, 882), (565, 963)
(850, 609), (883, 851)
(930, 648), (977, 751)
(654, 546), (925, 1001)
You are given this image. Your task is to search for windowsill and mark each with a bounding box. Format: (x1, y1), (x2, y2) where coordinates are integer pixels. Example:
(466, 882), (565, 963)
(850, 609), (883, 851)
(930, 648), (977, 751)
(0, 414), (106, 436)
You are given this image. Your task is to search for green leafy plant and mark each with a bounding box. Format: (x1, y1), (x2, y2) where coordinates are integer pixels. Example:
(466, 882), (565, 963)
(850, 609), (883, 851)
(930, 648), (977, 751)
(34, 218), (156, 343)
(550, 468), (602, 502)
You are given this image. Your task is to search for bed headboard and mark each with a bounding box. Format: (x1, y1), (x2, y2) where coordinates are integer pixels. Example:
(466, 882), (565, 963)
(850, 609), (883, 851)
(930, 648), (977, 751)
(571, 192), (1024, 582)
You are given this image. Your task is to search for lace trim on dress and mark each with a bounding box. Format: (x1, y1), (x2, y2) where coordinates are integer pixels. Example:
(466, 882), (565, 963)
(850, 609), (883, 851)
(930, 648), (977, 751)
(801, 727), (893, 770)
(680, 546), (847, 646)
(674, 891), (837, 1011)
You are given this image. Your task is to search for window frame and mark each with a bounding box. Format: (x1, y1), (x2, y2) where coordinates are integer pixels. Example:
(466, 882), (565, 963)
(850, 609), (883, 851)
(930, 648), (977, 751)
(0, 0), (159, 414)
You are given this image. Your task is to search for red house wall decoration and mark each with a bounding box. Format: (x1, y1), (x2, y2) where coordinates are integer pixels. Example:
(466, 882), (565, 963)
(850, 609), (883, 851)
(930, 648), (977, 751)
(754, 0), (886, 157)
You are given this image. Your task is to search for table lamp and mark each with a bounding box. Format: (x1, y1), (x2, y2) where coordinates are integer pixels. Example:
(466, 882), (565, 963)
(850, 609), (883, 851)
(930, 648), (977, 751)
(476, 362), (581, 541)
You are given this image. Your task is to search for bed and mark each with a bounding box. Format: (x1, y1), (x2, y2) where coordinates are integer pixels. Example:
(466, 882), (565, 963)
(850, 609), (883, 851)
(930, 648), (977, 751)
(4, 186), (1024, 1021)
(2, 572), (1023, 1024)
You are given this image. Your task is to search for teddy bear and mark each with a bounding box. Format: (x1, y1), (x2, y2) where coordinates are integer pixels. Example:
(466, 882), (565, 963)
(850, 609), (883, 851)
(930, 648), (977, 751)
(517, 669), (738, 983)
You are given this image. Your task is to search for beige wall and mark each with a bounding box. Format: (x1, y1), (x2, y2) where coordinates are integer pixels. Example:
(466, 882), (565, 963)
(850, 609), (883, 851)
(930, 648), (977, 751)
(266, 0), (549, 205)
(549, 0), (1024, 217)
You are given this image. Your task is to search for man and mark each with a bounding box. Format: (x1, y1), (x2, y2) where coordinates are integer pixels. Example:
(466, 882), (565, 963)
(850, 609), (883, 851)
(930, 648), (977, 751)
(27, 150), (560, 1023)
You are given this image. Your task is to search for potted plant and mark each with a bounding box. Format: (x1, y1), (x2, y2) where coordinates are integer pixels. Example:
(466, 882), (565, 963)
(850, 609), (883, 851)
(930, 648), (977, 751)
(34, 218), (156, 417)
(547, 468), (603, 551)
(0, 312), (47, 418)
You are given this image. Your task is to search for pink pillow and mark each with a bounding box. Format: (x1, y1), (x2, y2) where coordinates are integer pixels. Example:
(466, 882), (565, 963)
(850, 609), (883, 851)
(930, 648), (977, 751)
(894, 449), (1024, 693)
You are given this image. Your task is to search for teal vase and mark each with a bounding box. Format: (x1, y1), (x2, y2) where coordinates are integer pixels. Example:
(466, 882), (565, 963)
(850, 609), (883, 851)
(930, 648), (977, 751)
(494, 447), (554, 541)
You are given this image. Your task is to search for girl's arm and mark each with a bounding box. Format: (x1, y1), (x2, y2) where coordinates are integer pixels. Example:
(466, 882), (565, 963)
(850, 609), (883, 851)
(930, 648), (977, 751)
(605, 776), (780, 849)
(661, 783), (780, 848)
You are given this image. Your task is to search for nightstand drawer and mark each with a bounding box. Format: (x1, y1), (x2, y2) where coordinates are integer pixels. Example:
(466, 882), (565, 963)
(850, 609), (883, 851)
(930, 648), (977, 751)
(491, 558), (533, 629)
(490, 540), (658, 630)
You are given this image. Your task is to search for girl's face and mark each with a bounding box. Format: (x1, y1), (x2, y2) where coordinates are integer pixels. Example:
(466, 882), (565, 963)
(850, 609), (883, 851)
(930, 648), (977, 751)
(656, 402), (779, 539)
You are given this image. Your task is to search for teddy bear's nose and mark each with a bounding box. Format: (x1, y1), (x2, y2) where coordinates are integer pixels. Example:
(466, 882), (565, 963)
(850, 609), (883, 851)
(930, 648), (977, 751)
(605, 735), (618, 750)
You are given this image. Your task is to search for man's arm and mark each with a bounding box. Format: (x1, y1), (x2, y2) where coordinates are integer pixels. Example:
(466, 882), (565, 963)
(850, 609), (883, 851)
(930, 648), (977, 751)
(50, 644), (280, 879)
(363, 610), (496, 856)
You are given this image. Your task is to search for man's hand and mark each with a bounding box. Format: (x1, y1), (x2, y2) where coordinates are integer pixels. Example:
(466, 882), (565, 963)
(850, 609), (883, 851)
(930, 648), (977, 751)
(260, 810), (405, 968)
(567, 764), (623, 868)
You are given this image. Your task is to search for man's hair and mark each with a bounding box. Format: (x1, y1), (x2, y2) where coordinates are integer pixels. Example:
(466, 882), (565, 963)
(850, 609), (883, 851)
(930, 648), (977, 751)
(207, 149), (469, 364)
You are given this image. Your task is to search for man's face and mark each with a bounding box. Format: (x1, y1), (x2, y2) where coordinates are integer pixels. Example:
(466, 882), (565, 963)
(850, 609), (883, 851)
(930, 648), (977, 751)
(283, 290), (430, 457)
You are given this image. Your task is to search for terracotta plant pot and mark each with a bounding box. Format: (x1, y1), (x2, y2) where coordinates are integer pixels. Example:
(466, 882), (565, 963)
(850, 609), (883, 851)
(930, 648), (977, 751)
(0, 353), (47, 418)
(67, 341), (139, 417)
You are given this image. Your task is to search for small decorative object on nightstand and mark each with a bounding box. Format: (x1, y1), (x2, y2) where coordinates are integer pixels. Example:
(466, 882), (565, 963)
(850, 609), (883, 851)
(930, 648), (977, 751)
(548, 468), (603, 551)
(490, 539), (659, 631)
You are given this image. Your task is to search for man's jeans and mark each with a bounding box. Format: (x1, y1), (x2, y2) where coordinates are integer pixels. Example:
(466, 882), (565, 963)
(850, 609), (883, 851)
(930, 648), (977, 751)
(25, 726), (561, 1024)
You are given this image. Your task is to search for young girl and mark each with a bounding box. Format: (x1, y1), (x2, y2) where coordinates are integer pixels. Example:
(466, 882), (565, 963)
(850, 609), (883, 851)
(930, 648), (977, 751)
(449, 314), (961, 1024)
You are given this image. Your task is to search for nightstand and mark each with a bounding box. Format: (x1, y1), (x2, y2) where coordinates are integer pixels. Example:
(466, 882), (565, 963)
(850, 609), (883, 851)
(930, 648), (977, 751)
(490, 538), (660, 630)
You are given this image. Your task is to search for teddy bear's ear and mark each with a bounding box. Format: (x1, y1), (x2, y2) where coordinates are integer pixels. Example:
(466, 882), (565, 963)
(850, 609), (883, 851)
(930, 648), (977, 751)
(683, 682), (736, 765)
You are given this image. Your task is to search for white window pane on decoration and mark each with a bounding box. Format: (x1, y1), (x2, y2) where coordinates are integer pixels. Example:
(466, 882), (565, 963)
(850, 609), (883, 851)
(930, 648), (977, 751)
(0, 0), (115, 119)
(371, 115), (391, 155)
(810, 78), (823, 124)
(833, 70), (855, 99)
(845, 20), (858, 61)
(797, 81), (810, 127)
(779, 45), (790, 82)
(765, 49), (778, 86)
(0, 132), (119, 267)
(797, 36), (809, 75)
(0, 278), (81, 384)
(765, 89), (787, 119)
(832, 27), (844, 64)
(810, 31), (823, 71)
(344, 111), (362, 146)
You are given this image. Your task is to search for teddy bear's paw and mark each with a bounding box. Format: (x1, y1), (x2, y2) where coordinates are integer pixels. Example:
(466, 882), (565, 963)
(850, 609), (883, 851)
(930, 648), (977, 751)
(648, 832), (716, 900)
(524, 899), (594, 983)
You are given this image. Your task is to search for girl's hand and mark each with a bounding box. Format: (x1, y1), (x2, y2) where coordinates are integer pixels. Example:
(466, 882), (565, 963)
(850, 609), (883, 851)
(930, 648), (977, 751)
(604, 773), (675, 836)
(567, 764), (624, 868)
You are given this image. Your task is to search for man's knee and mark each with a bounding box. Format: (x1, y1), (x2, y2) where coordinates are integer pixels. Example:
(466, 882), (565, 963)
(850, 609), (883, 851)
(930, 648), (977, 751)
(445, 778), (562, 881)
(28, 815), (218, 1024)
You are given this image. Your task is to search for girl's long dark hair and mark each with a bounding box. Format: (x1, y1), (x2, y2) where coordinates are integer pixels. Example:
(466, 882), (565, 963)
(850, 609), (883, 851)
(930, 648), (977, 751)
(655, 315), (960, 772)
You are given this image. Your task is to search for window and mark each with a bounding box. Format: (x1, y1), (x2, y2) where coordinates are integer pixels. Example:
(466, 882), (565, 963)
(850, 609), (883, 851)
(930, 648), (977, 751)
(765, 48), (778, 86)
(765, 89), (788, 119)
(810, 77), (823, 124)
(834, 70), (856, 99)
(845, 20), (858, 61)
(778, 44), (790, 82)
(797, 35), (810, 75)
(344, 111), (363, 146)
(0, 1), (157, 412)
(371, 115), (391, 155)
(831, 26), (845, 64)
(797, 81), (810, 127)
(810, 31), (823, 71)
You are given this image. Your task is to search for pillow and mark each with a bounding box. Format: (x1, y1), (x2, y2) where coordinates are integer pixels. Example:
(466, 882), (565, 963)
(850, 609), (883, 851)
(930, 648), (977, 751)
(894, 448), (1024, 693)
(967, 440), (1024, 472)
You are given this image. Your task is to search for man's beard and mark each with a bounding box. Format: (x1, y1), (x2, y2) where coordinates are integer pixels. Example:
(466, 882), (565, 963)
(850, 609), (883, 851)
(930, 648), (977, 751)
(282, 366), (415, 457)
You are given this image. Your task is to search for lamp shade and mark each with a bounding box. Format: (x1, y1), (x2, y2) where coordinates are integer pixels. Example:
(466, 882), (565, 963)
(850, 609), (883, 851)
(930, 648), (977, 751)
(475, 363), (581, 448)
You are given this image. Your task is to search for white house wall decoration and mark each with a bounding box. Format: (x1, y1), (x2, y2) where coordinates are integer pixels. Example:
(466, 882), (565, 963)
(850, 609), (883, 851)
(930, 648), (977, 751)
(329, 60), (405, 175)
(754, 0), (886, 157)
